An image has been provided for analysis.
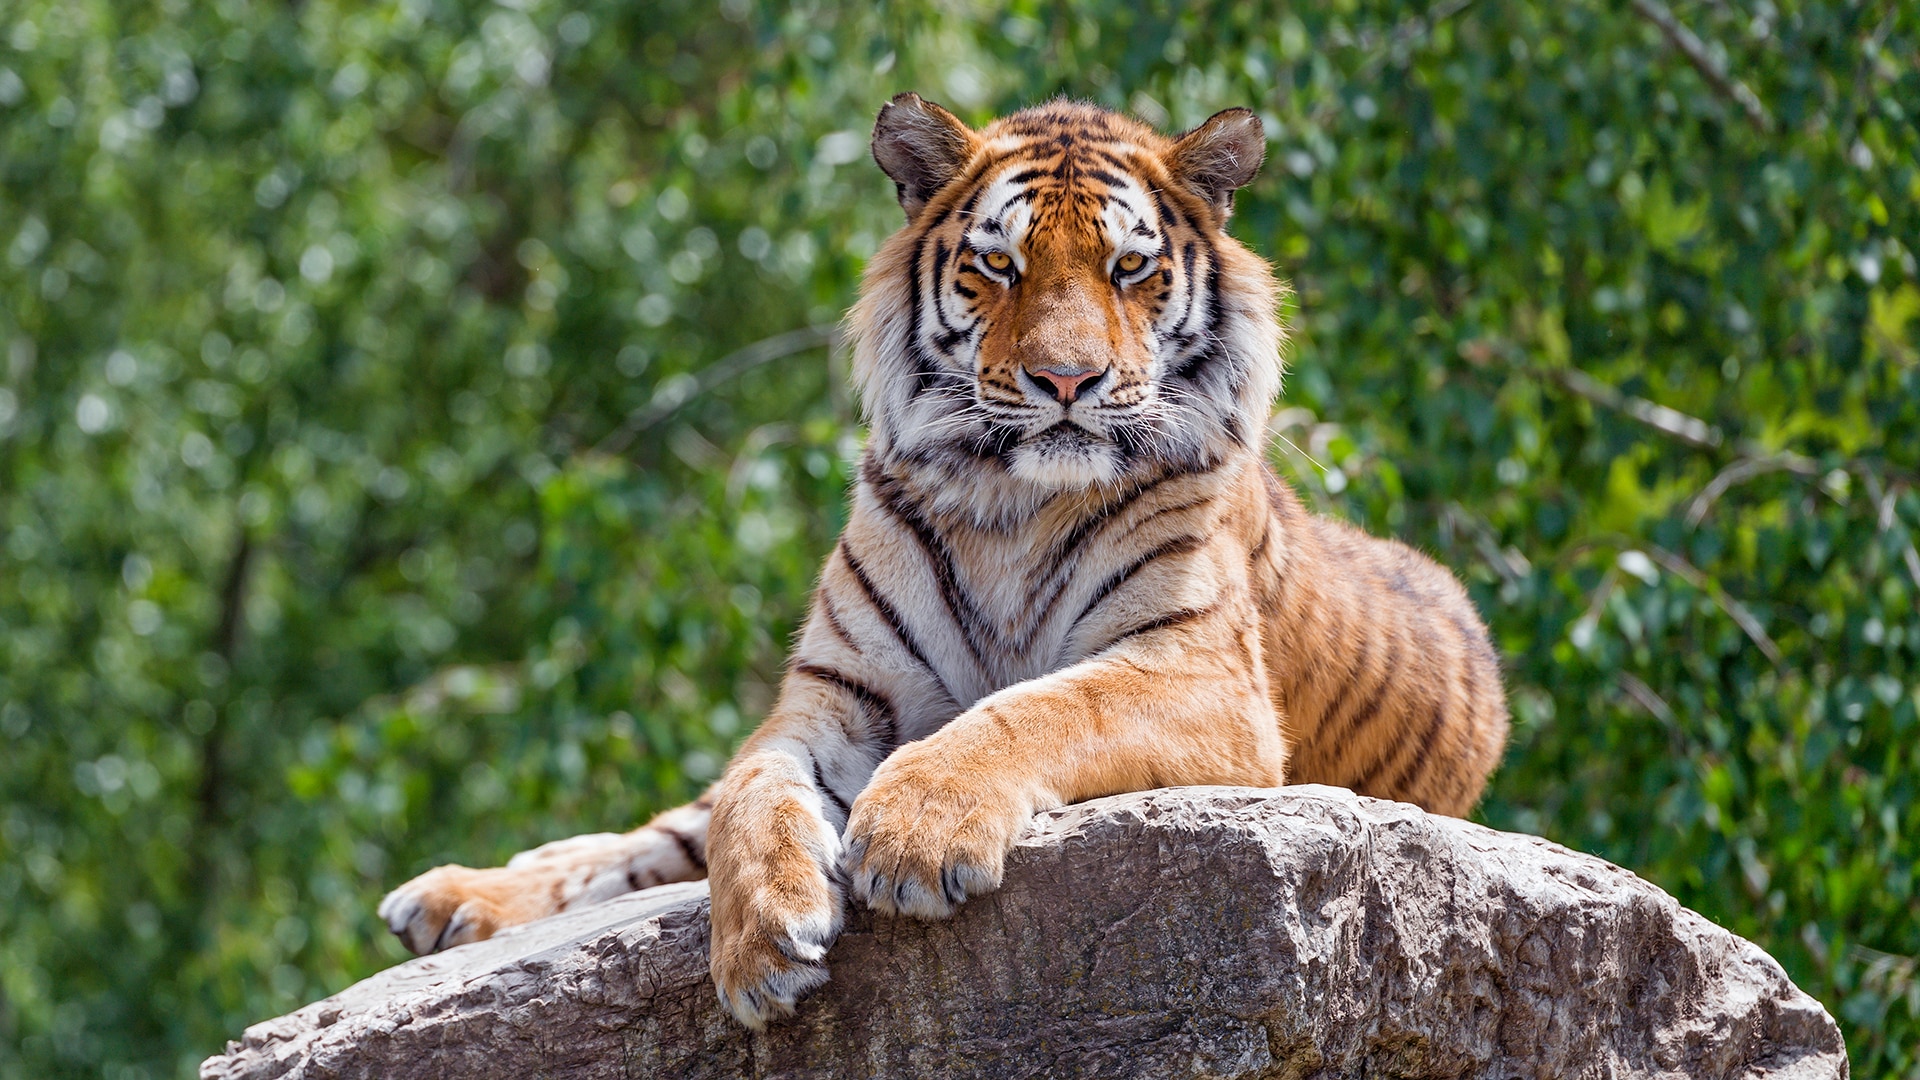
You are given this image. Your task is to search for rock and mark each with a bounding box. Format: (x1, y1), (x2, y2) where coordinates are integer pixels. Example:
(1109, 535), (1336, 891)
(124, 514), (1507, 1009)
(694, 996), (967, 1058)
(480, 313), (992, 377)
(202, 786), (1846, 1079)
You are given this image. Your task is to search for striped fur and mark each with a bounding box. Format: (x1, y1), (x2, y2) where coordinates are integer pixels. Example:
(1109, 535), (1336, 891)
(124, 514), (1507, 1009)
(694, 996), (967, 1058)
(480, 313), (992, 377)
(378, 96), (1509, 1029)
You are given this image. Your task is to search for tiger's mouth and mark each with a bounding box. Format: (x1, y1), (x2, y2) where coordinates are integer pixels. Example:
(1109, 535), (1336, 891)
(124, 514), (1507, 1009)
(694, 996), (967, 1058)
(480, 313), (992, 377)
(1032, 420), (1097, 443)
(1006, 419), (1125, 488)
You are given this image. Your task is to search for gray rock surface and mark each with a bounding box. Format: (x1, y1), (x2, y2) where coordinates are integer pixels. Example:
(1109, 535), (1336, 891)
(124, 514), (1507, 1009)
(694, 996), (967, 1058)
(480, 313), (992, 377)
(202, 785), (1846, 1079)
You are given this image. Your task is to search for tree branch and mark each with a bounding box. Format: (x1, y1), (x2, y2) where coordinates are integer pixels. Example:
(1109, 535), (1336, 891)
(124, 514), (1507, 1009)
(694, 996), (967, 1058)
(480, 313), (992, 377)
(1551, 366), (1724, 450)
(197, 529), (254, 831)
(1860, 472), (1920, 591)
(1685, 452), (1819, 526)
(1644, 545), (1783, 667)
(595, 325), (840, 457)
(1628, 0), (1775, 134)
(1458, 335), (1728, 454)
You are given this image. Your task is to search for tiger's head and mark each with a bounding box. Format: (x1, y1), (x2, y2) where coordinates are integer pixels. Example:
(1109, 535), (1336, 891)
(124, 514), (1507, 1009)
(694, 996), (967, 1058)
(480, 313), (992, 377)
(850, 94), (1285, 497)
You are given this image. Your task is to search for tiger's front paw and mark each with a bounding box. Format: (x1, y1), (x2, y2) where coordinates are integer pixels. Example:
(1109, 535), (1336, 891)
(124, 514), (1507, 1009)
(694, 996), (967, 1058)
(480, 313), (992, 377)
(842, 740), (1031, 920)
(707, 772), (846, 1028)
(709, 885), (841, 1029)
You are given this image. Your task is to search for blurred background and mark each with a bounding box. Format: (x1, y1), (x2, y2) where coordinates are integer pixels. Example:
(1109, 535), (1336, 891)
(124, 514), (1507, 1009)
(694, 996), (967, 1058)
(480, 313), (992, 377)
(0, 0), (1915, 1075)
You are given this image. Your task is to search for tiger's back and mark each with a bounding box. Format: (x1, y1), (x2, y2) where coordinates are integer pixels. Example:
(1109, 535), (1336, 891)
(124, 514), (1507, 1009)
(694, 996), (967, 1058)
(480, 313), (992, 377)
(1255, 476), (1508, 816)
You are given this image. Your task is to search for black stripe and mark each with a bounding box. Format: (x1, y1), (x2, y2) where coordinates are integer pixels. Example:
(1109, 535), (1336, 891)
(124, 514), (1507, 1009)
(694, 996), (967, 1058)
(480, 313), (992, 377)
(837, 542), (942, 690)
(1132, 495), (1213, 531)
(1203, 257), (1222, 339)
(1432, 663), (1477, 811)
(1071, 535), (1206, 630)
(928, 239), (969, 346)
(905, 231), (931, 395)
(1113, 420), (1154, 461)
(1096, 605), (1216, 654)
(930, 237), (950, 283)
(1362, 696), (1449, 797)
(922, 152), (1002, 229)
(896, 429), (1015, 470)
(862, 460), (992, 666)
(1151, 189), (1184, 230)
(811, 756), (851, 818)
(657, 826), (705, 871)
(1175, 240), (1202, 342)
(1006, 469), (1220, 651)
(1173, 240), (1226, 380)
(957, 180), (990, 217)
(1041, 467), (1194, 577)
(858, 459), (1221, 665)
(1322, 637), (1400, 759)
(795, 662), (900, 751)
(1248, 525), (1273, 571)
(1225, 409), (1248, 447)
(1014, 478), (1184, 646)
(819, 592), (859, 653)
(907, 341), (946, 398)
(1441, 611), (1494, 807)
(1311, 625), (1371, 739)
(1172, 344), (1222, 382)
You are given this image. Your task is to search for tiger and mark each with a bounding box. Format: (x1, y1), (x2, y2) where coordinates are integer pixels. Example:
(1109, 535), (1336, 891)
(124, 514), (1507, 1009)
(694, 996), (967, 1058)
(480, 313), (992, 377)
(377, 93), (1510, 1029)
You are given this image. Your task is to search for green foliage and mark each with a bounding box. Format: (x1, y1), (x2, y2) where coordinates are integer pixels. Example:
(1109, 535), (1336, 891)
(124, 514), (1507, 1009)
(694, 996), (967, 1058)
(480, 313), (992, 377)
(1, 0), (1914, 1075)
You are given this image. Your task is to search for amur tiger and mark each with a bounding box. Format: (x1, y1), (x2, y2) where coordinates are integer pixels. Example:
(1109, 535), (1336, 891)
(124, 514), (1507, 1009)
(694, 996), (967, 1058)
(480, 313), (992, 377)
(378, 93), (1510, 1028)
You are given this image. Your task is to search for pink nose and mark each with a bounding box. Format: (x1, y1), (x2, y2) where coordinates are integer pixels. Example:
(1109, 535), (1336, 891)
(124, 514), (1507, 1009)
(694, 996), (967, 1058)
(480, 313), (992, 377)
(1028, 366), (1108, 404)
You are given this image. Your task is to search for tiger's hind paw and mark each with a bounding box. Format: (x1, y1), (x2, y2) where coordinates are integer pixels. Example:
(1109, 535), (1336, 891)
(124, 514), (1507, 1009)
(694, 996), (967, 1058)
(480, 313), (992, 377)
(377, 865), (518, 955)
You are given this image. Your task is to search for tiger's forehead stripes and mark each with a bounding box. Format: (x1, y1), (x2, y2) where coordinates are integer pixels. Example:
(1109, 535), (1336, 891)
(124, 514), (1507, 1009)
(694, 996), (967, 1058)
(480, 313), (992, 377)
(957, 152), (1168, 280)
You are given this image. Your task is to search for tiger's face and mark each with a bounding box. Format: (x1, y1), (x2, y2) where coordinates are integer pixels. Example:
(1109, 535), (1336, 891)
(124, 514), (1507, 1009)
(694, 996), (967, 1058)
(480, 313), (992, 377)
(852, 96), (1285, 495)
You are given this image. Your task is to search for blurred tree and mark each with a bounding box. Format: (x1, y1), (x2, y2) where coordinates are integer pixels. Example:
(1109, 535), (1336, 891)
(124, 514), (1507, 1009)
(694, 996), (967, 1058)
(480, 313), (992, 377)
(0, 0), (1913, 1076)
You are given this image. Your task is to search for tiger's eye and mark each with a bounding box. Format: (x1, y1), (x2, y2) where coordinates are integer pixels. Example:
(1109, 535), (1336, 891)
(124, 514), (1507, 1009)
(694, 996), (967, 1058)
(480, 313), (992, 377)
(984, 251), (1012, 272)
(1116, 252), (1146, 274)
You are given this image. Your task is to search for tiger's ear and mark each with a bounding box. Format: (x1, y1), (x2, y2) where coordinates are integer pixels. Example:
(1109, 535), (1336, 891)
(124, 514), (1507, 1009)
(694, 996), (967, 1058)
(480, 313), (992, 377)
(872, 92), (979, 219)
(1168, 108), (1266, 220)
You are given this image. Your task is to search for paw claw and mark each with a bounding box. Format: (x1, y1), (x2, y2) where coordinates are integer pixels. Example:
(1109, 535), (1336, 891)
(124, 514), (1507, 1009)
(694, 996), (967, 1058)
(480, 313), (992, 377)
(852, 870), (885, 907)
(716, 961), (829, 1030)
(378, 882), (445, 956)
(377, 891), (421, 941)
(432, 900), (493, 952)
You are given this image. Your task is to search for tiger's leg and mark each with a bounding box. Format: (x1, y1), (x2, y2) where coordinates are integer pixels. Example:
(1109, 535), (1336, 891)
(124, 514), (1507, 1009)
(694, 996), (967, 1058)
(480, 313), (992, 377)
(704, 669), (895, 1028)
(843, 610), (1284, 919)
(378, 795), (712, 955)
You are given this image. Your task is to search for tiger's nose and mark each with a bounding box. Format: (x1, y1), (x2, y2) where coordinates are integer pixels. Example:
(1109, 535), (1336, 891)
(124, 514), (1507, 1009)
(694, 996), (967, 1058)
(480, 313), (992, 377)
(1025, 366), (1109, 404)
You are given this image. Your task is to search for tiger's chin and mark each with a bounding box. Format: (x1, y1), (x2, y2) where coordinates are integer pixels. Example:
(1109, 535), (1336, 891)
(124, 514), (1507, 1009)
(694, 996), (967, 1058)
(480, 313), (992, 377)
(1006, 426), (1125, 489)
